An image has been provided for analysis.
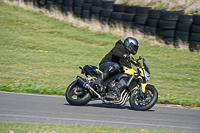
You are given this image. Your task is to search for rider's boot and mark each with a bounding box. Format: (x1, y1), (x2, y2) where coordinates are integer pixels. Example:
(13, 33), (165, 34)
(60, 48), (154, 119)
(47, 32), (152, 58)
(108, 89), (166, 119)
(94, 73), (107, 92)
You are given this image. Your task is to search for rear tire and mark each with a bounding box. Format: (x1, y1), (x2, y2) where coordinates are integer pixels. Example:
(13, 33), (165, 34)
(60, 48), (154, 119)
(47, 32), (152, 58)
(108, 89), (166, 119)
(129, 85), (158, 111)
(65, 80), (92, 106)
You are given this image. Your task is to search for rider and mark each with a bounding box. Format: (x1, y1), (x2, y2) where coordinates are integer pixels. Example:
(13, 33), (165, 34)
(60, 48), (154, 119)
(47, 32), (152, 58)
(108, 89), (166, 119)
(95, 37), (139, 98)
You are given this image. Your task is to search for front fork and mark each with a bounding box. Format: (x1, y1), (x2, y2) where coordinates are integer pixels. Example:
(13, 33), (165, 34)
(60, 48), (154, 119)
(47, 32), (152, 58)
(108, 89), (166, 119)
(137, 68), (147, 94)
(138, 78), (143, 94)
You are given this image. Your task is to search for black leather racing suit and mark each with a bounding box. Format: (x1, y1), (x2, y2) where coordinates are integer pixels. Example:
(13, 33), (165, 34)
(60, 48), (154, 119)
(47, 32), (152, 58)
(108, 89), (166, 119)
(99, 40), (131, 80)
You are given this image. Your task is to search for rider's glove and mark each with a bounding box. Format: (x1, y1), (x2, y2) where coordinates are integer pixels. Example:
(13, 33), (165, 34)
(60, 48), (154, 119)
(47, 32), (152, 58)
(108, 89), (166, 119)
(123, 54), (129, 59)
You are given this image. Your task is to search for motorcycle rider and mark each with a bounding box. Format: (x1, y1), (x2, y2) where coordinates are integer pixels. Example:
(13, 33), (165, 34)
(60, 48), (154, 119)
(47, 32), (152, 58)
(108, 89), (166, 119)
(95, 37), (139, 99)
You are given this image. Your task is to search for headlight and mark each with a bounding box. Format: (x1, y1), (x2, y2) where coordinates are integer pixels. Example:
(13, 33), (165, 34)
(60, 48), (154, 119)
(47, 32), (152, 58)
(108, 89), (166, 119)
(143, 69), (150, 81)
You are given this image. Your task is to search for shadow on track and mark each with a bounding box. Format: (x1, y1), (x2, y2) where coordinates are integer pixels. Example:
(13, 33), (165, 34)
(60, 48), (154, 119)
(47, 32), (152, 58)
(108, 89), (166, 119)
(64, 102), (155, 112)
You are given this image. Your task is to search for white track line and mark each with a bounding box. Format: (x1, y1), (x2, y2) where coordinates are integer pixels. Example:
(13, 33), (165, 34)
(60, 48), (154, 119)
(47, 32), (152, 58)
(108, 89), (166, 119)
(0, 91), (64, 98)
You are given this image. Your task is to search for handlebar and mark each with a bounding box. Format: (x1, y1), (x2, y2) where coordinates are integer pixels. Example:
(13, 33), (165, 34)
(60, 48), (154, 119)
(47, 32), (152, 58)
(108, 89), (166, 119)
(129, 56), (142, 67)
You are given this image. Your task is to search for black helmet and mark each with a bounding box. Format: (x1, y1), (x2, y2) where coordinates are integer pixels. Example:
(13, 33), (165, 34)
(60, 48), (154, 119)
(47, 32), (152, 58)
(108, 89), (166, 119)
(124, 37), (139, 55)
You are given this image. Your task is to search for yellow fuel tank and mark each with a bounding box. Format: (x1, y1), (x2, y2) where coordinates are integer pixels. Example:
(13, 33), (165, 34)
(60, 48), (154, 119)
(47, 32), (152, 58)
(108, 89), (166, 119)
(123, 66), (136, 75)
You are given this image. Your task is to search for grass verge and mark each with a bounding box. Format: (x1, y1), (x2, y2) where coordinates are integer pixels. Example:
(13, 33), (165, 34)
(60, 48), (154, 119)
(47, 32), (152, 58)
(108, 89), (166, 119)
(0, 0), (200, 107)
(0, 122), (186, 133)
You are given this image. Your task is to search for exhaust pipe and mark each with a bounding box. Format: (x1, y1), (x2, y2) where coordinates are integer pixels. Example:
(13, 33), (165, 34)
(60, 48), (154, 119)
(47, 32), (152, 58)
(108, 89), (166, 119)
(76, 76), (101, 99)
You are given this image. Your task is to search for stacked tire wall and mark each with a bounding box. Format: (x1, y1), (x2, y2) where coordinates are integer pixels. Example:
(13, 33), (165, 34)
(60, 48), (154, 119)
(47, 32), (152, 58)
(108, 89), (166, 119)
(175, 15), (193, 46)
(189, 15), (200, 52)
(122, 5), (135, 28)
(145, 9), (160, 35)
(62, 0), (73, 13)
(33, 0), (200, 52)
(134, 6), (151, 31)
(82, 0), (92, 19)
(158, 11), (183, 44)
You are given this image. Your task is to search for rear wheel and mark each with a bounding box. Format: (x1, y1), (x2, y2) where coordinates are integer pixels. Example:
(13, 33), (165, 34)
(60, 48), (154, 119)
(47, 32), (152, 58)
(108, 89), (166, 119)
(129, 85), (158, 111)
(65, 80), (92, 106)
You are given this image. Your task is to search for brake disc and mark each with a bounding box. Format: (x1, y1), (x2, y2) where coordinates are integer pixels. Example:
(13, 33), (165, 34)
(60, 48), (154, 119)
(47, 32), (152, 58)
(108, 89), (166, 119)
(135, 90), (150, 103)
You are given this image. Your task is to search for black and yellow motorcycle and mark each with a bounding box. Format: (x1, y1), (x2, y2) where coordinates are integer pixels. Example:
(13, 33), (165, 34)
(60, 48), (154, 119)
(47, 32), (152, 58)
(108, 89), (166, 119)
(65, 56), (158, 111)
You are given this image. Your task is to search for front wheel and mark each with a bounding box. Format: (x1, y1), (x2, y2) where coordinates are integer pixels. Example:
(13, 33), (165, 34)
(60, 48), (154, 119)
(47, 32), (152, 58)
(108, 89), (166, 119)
(129, 85), (158, 111)
(65, 80), (92, 106)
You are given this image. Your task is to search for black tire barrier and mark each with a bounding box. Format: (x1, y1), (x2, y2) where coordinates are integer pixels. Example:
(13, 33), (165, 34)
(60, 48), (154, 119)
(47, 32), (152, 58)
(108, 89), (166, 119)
(63, 1), (72, 6)
(146, 18), (159, 27)
(175, 31), (189, 42)
(84, 0), (92, 3)
(48, 0), (54, 2)
(74, 7), (82, 17)
(46, 1), (54, 10)
(193, 15), (200, 25)
(190, 33), (200, 42)
(124, 5), (136, 14)
(82, 3), (92, 10)
(135, 24), (145, 31)
(62, 0), (73, 6)
(177, 23), (191, 32)
(159, 20), (177, 29)
(91, 14), (100, 19)
(160, 10), (183, 21)
(191, 25), (200, 33)
(63, 0), (73, 2)
(113, 4), (125, 12)
(174, 14), (192, 46)
(74, 0), (84, 7)
(35, 0), (200, 51)
(123, 21), (134, 28)
(62, 6), (73, 13)
(162, 38), (174, 44)
(189, 41), (200, 52)
(111, 12), (123, 20)
(178, 15), (193, 25)
(55, 3), (62, 10)
(145, 26), (157, 35)
(55, 0), (62, 4)
(135, 6), (151, 15)
(91, 6), (101, 14)
(37, 0), (47, 7)
(122, 13), (135, 22)
(100, 17), (110, 23)
(33, 0), (38, 6)
(135, 15), (148, 25)
(109, 19), (122, 25)
(92, 0), (102, 7)
(160, 29), (175, 38)
(82, 10), (90, 18)
(148, 9), (160, 19)
(100, 8), (112, 18)
(102, 0), (114, 10)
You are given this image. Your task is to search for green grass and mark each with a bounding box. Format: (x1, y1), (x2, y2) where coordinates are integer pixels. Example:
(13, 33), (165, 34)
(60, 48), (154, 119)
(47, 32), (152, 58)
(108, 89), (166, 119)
(0, 0), (200, 107)
(0, 122), (187, 133)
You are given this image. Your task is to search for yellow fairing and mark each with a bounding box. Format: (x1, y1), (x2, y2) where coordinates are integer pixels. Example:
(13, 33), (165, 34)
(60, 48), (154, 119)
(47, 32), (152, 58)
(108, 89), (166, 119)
(139, 68), (144, 77)
(131, 83), (147, 93)
(123, 66), (136, 75)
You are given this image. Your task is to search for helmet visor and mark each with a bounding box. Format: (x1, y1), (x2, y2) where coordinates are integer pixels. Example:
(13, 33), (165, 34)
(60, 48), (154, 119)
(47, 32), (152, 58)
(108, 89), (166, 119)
(130, 42), (138, 55)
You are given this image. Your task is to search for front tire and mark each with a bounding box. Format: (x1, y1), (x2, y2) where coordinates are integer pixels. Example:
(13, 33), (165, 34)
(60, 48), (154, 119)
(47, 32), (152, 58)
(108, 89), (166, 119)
(129, 85), (158, 111)
(65, 80), (92, 106)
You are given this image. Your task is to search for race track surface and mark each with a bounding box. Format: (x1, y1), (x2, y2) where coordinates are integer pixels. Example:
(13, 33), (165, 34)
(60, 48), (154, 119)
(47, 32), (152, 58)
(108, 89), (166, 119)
(0, 91), (200, 132)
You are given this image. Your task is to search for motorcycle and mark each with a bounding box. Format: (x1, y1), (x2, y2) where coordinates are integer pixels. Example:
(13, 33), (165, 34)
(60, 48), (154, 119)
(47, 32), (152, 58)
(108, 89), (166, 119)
(65, 56), (158, 111)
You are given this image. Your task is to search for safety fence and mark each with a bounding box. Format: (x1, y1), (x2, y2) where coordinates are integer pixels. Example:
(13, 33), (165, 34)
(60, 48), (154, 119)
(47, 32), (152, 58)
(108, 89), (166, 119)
(29, 0), (200, 52)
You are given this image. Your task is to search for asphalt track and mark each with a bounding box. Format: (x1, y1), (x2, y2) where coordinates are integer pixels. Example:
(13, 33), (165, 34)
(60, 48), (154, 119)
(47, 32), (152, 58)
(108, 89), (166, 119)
(0, 91), (200, 132)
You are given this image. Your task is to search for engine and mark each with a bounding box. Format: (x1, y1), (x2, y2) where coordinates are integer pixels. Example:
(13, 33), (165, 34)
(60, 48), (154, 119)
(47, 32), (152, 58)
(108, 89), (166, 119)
(105, 78), (128, 101)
